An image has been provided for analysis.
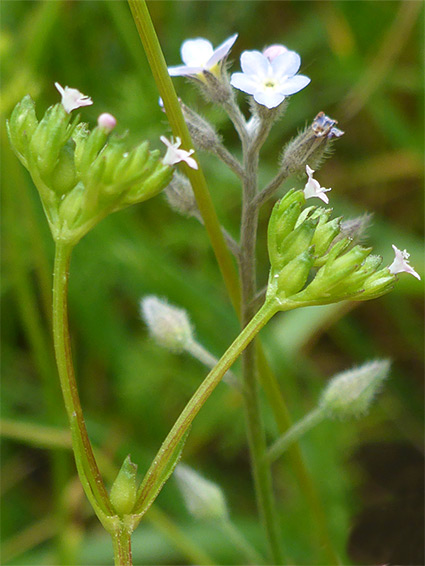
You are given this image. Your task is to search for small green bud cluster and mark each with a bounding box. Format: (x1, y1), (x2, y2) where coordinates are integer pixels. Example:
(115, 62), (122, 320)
(7, 95), (173, 245)
(319, 360), (390, 419)
(266, 190), (395, 306)
(280, 111), (344, 175)
(110, 455), (138, 517)
(174, 464), (228, 521)
(140, 296), (194, 352)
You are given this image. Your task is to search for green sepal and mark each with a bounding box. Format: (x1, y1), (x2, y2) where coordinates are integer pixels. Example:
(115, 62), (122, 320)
(110, 455), (138, 517)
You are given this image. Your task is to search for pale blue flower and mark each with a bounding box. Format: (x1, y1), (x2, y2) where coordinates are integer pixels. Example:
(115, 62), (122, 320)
(230, 49), (310, 109)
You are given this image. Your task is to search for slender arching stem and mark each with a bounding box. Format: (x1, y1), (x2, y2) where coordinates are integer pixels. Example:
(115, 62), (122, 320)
(52, 243), (113, 520)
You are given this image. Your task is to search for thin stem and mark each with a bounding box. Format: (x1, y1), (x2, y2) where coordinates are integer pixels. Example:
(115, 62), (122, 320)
(221, 98), (249, 146)
(134, 299), (279, 513)
(111, 523), (132, 566)
(267, 408), (326, 463)
(220, 517), (265, 565)
(185, 338), (240, 390)
(52, 243), (113, 518)
(239, 117), (284, 563)
(253, 167), (290, 210)
(212, 142), (245, 180)
(128, 0), (241, 313)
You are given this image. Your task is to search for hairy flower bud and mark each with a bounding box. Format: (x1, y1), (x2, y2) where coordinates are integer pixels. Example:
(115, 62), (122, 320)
(174, 464), (228, 521)
(180, 102), (221, 151)
(319, 360), (390, 419)
(280, 112), (344, 175)
(164, 173), (199, 218)
(110, 455), (138, 516)
(140, 296), (193, 352)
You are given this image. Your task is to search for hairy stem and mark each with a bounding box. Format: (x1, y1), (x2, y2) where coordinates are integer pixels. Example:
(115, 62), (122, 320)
(267, 408), (326, 463)
(238, 117), (284, 564)
(111, 523), (133, 566)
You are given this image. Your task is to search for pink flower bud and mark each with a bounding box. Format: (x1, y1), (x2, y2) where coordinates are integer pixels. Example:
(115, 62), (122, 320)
(263, 44), (288, 61)
(97, 113), (117, 132)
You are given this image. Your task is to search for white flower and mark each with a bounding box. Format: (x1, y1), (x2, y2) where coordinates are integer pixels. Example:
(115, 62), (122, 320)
(54, 82), (93, 113)
(230, 49), (310, 109)
(388, 245), (420, 280)
(303, 165), (331, 204)
(263, 44), (288, 61)
(161, 136), (198, 169)
(168, 34), (238, 77)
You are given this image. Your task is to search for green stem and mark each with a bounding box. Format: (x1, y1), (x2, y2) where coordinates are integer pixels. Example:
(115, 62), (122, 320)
(111, 523), (132, 566)
(52, 243), (113, 519)
(128, 0), (241, 313)
(134, 299), (280, 513)
(267, 408), (326, 463)
(239, 117), (284, 563)
(126, 4), (339, 562)
(220, 517), (265, 565)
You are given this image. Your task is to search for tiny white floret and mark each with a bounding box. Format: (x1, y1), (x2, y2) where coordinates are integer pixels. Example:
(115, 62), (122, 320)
(303, 165), (331, 204)
(161, 136), (198, 169)
(388, 245), (420, 280)
(54, 82), (93, 113)
(230, 48), (310, 109)
(168, 34), (238, 77)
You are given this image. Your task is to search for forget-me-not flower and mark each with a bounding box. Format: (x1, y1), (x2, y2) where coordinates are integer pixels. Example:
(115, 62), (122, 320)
(303, 165), (331, 204)
(230, 48), (310, 109)
(161, 136), (198, 169)
(168, 34), (238, 77)
(55, 82), (93, 113)
(388, 245), (420, 279)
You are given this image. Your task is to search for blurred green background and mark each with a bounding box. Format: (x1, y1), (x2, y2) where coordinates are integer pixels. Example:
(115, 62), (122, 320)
(1, 1), (423, 565)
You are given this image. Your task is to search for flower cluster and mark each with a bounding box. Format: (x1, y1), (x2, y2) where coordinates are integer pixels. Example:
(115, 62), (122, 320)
(168, 35), (310, 110)
(7, 85), (197, 245)
(266, 189), (420, 306)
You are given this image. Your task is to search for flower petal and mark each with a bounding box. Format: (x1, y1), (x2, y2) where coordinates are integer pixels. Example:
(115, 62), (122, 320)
(253, 90), (286, 109)
(168, 65), (204, 77)
(181, 38), (214, 67)
(230, 72), (259, 95)
(271, 50), (301, 78)
(278, 74), (311, 95)
(240, 50), (269, 78)
(207, 33), (238, 67)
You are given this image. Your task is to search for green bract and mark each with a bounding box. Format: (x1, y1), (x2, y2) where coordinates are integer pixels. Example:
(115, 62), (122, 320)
(266, 190), (395, 306)
(7, 95), (173, 245)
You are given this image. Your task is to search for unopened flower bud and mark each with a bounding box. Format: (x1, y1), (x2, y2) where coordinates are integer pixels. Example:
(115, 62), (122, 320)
(164, 173), (199, 218)
(268, 249), (315, 299)
(140, 296), (193, 352)
(110, 455), (138, 516)
(50, 141), (77, 195)
(280, 111), (344, 175)
(29, 103), (74, 178)
(339, 213), (373, 245)
(174, 464), (228, 521)
(6, 95), (38, 165)
(97, 112), (117, 132)
(319, 360), (390, 419)
(274, 218), (317, 270)
(180, 103), (221, 151)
